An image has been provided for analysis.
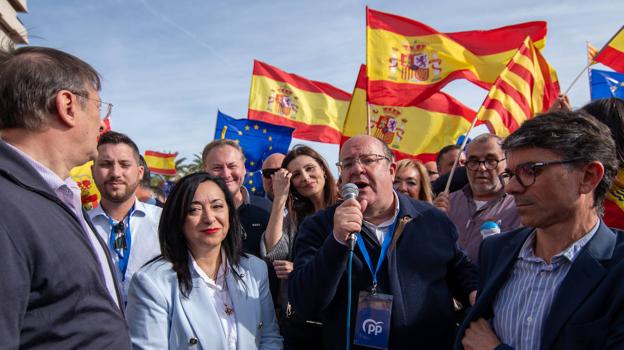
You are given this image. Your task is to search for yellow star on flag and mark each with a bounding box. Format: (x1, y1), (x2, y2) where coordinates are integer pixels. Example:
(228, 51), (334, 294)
(268, 136), (273, 141)
(251, 187), (256, 192)
(249, 161), (255, 166)
(245, 125), (250, 131)
(263, 129), (267, 134)
(237, 131), (243, 135)
(254, 124), (259, 130)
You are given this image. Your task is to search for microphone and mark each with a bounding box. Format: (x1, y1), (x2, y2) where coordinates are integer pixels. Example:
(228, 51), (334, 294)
(340, 183), (360, 251)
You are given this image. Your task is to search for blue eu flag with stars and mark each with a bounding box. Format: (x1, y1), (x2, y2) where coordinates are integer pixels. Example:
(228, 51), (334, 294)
(590, 68), (624, 100)
(214, 110), (294, 197)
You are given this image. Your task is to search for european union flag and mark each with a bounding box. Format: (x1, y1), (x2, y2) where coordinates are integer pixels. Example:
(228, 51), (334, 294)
(590, 68), (624, 100)
(215, 110), (294, 197)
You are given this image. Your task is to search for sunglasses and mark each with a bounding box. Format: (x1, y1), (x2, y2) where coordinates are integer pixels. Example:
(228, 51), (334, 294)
(113, 221), (126, 251)
(261, 168), (281, 179)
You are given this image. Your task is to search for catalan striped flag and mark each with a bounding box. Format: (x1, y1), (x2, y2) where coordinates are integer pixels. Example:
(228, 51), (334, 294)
(144, 151), (177, 176)
(248, 60), (351, 144)
(70, 161), (100, 210)
(342, 64), (477, 163)
(477, 37), (560, 137)
(587, 42), (599, 63)
(604, 169), (624, 230)
(594, 25), (624, 73)
(366, 8), (547, 106)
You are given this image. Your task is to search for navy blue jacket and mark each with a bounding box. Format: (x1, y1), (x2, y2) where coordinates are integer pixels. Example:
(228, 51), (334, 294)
(455, 223), (624, 350)
(0, 141), (131, 349)
(289, 193), (478, 349)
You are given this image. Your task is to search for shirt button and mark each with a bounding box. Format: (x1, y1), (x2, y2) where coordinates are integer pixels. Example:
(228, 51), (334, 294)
(540, 271), (547, 277)
(189, 337), (199, 345)
(527, 316), (533, 322)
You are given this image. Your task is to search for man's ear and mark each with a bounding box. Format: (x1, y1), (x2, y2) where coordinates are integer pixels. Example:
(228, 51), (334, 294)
(55, 90), (80, 127)
(579, 160), (605, 195)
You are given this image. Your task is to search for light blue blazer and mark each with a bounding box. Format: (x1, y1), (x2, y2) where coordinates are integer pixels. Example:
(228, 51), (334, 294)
(126, 255), (283, 350)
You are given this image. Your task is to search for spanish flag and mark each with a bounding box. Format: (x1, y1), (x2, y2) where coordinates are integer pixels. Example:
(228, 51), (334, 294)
(366, 8), (547, 106)
(144, 151), (177, 177)
(248, 60), (351, 144)
(70, 161), (100, 210)
(342, 65), (477, 163)
(604, 169), (624, 230)
(477, 37), (560, 137)
(594, 25), (624, 73)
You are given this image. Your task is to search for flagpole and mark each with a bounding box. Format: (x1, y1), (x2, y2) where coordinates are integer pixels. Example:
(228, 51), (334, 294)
(564, 25), (624, 95)
(443, 105), (482, 193)
(587, 41), (593, 98)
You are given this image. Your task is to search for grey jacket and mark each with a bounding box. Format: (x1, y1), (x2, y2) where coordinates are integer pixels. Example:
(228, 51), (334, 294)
(0, 141), (131, 349)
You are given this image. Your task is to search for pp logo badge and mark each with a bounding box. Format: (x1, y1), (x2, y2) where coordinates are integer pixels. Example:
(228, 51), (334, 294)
(362, 319), (384, 336)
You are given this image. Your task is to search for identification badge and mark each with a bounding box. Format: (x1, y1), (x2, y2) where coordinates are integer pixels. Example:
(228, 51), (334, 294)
(353, 291), (393, 349)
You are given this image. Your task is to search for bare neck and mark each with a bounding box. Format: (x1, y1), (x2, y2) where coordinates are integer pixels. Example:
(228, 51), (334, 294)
(365, 193), (396, 226)
(2, 129), (75, 179)
(233, 188), (244, 208)
(100, 197), (136, 222)
(534, 209), (599, 263)
(310, 192), (324, 212)
(192, 246), (222, 280)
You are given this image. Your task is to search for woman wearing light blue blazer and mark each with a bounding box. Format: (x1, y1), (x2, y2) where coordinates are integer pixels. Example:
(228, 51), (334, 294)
(126, 173), (282, 350)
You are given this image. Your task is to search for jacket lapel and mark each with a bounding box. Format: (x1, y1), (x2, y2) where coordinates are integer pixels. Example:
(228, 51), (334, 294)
(540, 223), (615, 350)
(180, 275), (226, 350)
(227, 265), (257, 349)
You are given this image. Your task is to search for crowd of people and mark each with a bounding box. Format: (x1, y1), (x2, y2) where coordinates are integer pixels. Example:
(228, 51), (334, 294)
(1, 46), (624, 350)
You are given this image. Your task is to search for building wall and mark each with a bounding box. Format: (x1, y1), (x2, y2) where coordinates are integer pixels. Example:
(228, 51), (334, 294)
(0, 0), (28, 49)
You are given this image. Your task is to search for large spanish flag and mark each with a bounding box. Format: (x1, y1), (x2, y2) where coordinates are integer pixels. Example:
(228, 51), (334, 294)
(604, 169), (624, 230)
(366, 8), (547, 106)
(144, 151), (177, 176)
(594, 25), (624, 73)
(248, 60), (351, 144)
(342, 65), (477, 163)
(477, 37), (560, 137)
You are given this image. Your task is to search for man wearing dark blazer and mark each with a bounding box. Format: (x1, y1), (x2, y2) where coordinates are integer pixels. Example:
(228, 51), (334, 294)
(456, 111), (624, 350)
(0, 47), (131, 348)
(289, 135), (478, 349)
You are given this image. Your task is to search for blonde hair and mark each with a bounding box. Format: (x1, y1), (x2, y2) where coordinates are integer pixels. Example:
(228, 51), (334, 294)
(396, 159), (433, 203)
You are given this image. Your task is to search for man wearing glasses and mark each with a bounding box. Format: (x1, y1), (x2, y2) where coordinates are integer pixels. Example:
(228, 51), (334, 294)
(89, 131), (162, 303)
(435, 134), (521, 265)
(289, 135), (478, 349)
(457, 111), (624, 350)
(261, 152), (285, 201)
(0, 47), (130, 348)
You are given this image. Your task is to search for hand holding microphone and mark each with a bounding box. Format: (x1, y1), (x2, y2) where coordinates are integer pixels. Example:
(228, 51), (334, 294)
(333, 183), (366, 250)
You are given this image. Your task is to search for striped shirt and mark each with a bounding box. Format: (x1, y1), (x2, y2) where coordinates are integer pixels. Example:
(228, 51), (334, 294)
(492, 222), (599, 350)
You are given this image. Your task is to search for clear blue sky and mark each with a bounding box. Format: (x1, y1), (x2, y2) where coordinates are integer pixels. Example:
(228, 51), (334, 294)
(20, 0), (623, 169)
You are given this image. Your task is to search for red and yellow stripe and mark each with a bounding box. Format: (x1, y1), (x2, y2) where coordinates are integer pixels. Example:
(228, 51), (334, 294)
(604, 169), (624, 230)
(595, 26), (624, 73)
(342, 65), (477, 163)
(477, 37), (560, 137)
(366, 8), (547, 106)
(144, 151), (177, 176)
(248, 60), (351, 144)
(70, 160), (100, 210)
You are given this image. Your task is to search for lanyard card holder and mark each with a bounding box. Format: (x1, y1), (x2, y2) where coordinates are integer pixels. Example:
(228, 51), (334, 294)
(353, 291), (393, 349)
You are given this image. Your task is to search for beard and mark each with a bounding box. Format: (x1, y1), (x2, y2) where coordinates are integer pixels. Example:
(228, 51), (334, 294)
(101, 180), (140, 203)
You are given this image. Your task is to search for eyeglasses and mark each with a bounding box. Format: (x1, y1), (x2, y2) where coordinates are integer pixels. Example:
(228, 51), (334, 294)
(113, 221), (126, 251)
(336, 154), (390, 171)
(261, 168), (280, 179)
(466, 158), (506, 171)
(500, 159), (583, 188)
(72, 91), (113, 120)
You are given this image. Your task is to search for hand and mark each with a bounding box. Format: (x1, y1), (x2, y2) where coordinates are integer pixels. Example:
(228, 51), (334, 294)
(462, 318), (501, 350)
(548, 94), (572, 112)
(433, 192), (450, 213)
(271, 169), (291, 200)
(333, 198), (366, 245)
(273, 260), (293, 280)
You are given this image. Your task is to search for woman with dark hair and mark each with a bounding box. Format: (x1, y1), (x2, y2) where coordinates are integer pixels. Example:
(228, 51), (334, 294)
(126, 172), (282, 349)
(582, 97), (624, 230)
(260, 145), (338, 349)
(394, 158), (434, 202)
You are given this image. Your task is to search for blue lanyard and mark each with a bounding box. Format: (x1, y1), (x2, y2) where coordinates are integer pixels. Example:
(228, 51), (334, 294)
(107, 206), (134, 281)
(356, 217), (398, 292)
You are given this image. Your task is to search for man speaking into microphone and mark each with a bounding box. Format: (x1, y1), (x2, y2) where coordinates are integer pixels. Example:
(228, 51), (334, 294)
(289, 135), (478, 349)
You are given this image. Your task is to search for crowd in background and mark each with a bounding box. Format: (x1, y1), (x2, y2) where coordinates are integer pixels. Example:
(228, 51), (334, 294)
(1, 46), (624, 350)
